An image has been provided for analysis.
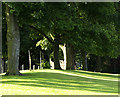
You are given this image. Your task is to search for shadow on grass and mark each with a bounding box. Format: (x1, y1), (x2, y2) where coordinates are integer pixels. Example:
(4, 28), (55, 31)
(2, 71), (118, 94)
(64, 70), (118, 79)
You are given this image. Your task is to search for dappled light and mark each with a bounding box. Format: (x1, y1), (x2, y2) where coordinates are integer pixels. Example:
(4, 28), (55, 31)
(2, 70), (118, 95)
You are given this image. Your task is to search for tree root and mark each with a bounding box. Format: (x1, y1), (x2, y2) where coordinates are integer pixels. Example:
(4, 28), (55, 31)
(5, 72), (23, 76)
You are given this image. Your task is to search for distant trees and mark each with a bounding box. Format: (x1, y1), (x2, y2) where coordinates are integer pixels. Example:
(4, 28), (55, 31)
(72, 3), (120, 71)
(2, 2), (120, 75)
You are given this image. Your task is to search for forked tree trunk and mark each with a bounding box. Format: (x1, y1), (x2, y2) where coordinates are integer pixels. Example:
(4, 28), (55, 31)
(66, 43), (75, 70)
(5, 4), (21, 75)
(54, 37), (62, 70)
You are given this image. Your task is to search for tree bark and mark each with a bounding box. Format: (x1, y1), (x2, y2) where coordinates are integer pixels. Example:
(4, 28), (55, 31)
(0, 2), (2, 74)
(85, 52), (88, 71)
(110, 57), (119, 73)
(95, 56), (102, 72)
(66, 43), (75, 70)
(63, 44), (67, 70)
(66, 43), (70, 70)
(5, 4), (21, 75)
(54, 37), (62, 69)
(81, 51), (88, 71)
(0, 59), (3, 73)
(59, 44), (66, 70)
(28, 50), (31, 71)
(40, 50), (42, 69)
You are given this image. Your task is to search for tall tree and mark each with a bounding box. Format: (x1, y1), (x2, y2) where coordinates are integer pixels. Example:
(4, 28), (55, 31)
(0, 2), (2, 73)
(5, 4), (21, 75)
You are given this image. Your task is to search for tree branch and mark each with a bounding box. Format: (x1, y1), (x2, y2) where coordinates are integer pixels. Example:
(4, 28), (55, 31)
(29, 25), (54, 44)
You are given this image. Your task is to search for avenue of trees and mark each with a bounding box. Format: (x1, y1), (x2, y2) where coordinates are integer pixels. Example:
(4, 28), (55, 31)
(1, 2), (120, 75)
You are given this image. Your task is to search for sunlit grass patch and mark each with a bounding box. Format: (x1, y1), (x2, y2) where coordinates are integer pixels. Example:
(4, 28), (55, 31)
(1, 69), (118, 95)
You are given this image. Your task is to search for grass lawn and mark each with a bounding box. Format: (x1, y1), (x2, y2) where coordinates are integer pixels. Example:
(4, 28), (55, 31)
(1, 69), (118, 95)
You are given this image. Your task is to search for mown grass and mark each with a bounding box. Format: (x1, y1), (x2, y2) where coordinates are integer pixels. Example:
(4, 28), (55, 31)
(1, 69), (118, 95)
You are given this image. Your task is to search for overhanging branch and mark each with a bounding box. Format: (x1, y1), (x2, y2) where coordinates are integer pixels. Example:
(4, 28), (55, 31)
(29, 25), (54, 44)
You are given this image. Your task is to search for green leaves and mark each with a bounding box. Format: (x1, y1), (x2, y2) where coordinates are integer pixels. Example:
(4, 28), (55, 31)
(3, 2), (120, 59)
(36, 37), (50, 50)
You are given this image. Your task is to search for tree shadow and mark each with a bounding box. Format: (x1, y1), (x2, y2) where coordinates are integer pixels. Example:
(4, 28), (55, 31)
(2, 71), (118, 94)
(65, 70), (118, 79)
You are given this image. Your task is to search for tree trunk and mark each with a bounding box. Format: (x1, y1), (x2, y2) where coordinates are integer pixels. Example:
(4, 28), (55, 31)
(85, 52), (88, 71)
(63, 44), (67, 70)
(40, 50), (42, 69)
(0, 2), (2, 73)
(66, 43), (75, 70)
(0, 59), (3, 73)
(66, 43), (70, 70)
(5, 4), (21, 75)
(54, 37), (61, 69)
(28, 50), (31, 71)
(59, 44), (66, 70)
(110, 56), (120, 74)
(95, 56), (102, 72)
(3, 58), (6, 72)
(81, 51), (88, 71)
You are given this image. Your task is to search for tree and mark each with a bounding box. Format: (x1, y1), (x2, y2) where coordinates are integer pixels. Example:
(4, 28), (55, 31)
(70, 2), (120, 71)
(29, 3), (75, 70)
(0, 2), (3, 73)
(3, 2), (120, 73)
(5, 3), (21, 75)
